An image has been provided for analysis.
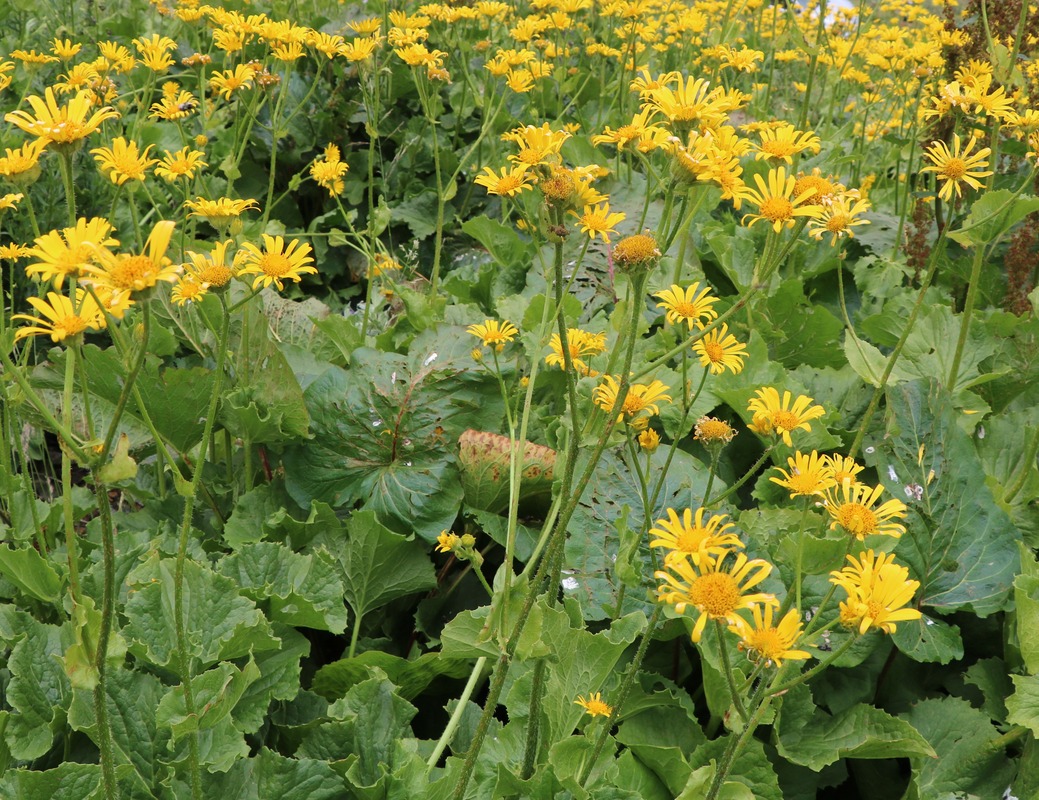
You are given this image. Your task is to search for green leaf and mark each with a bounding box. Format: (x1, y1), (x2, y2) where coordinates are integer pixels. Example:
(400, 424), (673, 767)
(702, 218), (757, 292)
(964, 657), (1013, 722)
(123, 557), (279, 672)
(4, 617), (68, 759)
(890, 615), (963, 664)
(1006, 673), (1039, 736)
(1015, 569), (1039, 674)
(900, 697), (1014, 800)
(311, 650), (471, 701)
(775, 684), (936, 770)
(156, 659), (260, 741)
(392, 190), (443, 239)
(0, 763), (102, 800)
(233, 624), (310, 733)
(222, 482), (297, 549)
(687, 736), (782, 800)
(868, 381), (1020, 616)
(205, 747), (346, 799)
(218, 542), (348, 633)
(0, 544), (62, 602)
(133, 364), (216, 452)
(61, 595), (128, 691)
(947, 191), (1039, 247)
(325, 509), (436, 626)
(760, 280), (845, 369)
(460, 216), (528, 269)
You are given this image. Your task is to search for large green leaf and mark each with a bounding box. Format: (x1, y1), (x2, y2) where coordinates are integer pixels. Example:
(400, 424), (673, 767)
(218, 542), (348, 633)
(0, 544), (62, 603)
(0, 763), (103, 800)
(123, 556), (279, 673)
(1006, 673), (1039, 736)
(205, 746), (346, 799)
(947, 190), (1039, 247)
(282, 333), (502, 539)
(233, 624), (310, 734)
(156, 659), (260, 742)
(4, 617), (68, 759)
(775, 684), (935, 770)
(311, 650), (471, 701)
(867, 381), (1020, 616)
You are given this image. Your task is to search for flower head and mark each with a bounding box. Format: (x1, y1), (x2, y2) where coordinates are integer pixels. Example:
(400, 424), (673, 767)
(770, 450), (835, 498)
(12, 290), (106, 343)
(473, 164), (534, 197)
(830, 550), (922, 634)
(613, 233), (661, 272)
(0, 139), (47, 185)
(545, 328), (606, 376)
(649, 507), (744, 567)
(572, 202), (625, 242)
(654, 283), (719, 329)
(237, 234), (317, 290)
(808, 193), (872, 245)
(91, 137), (157, 185)
(593, 375), (671, 424)
(185, 196), (259, 230)
(825, 453), (864, 488)
(575, 692), (613, 718)
(182, 240), (236, 289)
(728, 605), (811, 667)
(638, 428), (660, 452)
(920, 134), (992, 202)
(747, 387), (825, 447)
(753, 124), (821, 164)
(310, 143), (349, 197)
(5, 88), (119, 150)
(823, 483), (907, 540)
(692, 323), (747, 375)
(742, 166), (822, 233)
(25, 217), (119, 287)
(694, 416), (737, 446)
(154, 147), (207, 182)
(81, 220), (180, 301)
(466, 319), (519, 352)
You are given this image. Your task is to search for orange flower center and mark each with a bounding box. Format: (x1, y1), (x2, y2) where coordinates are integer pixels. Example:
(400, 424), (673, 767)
(108, 255), (158, 289)
(743, 627), (785, 660)
(785, 471), (823, 495)
(198, 264), (233, 286)
(942, 157), (967, 179)
(826, 214), (850, 233)
(771, 409), (801, 432)
(675, 526), (709, 553)
(106, 151), (146, 178)
(258, 252), (293, 278)
(672, 301), (702, 319)
(703, 340), (726, 363)
(762, 140), (795, 158)
(836, 502), (876, 535)
(583, 698), (612, 717)
(689, 572), (741, 617)
(495, 175), (523, 194)
(759, 196), (793, 221)
(57, 314), (88, 337)
(696, 419), (735, 442)
(621, 393), (647, 415)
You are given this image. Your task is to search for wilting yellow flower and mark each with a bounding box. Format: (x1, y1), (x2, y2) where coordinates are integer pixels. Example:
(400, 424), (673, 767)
(435, 531), (460, 554)
(649, 507), (743, 567)
(770, 450), (835, 498)
(656, 551), (777, 642)
(310, 143), (349, 197)
(823, 483), (907, 540)
(575, 692), (613, 718)
(5, 88), (119, 150)
(742, 166), (822, 233)
(12, 290), (106, 342)
(654, 283), (719, 329)
(692, 323), (748, 375)
(91, 137), (157, 185)
(613, 233), (661, 270)
(593, 375), (671, 424)
(747, 387), (826, 447)
(0, 244), (32, 261)
(573, 202), (625, 242)
(0, 139), (46, 184)
(694, 416), (737, 445)
(237, 234), (317, 291)
(185, 196), (259, 230)
(638, 428), (660, 452)
(920, 134), (992, 202)
(10, 49), (59, 67)
(154, 147), (207, 182)
(473, 164), (535, 197)
(830, 550), (922, 634)
(545, 328), (607, 376)
(25, 217), (119, 288)
(81, 220), (180, 300)
(466, 319), (519, 352)
(728, 605), (811, 667)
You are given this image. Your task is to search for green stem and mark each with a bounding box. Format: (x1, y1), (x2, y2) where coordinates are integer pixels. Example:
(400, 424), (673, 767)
(57, 150), (77, 226)
(716, 619), (749, 722)
(61, 341), (82, 606)
(707, 445), (775, 508)
(90, 470), (120, 800)
(766, 633), (859, 697)
(425, 656), (488, 774)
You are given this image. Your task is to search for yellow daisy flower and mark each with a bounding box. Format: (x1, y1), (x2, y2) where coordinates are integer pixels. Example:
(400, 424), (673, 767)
(593, 375), (672, 424)
(90, 137), (157, 185)
(182, 240), (236, 289)
(154, 147), (207, 182)
(825, 454), (864, 488)
(12, 290), (106, 342)
(823, 483), (907, 540)
(573, 202), (625, 242)
(741, 166), (822, 233)
(466, 319), (519, 352)
(648, 507), (744, 567)
(747, 387), (826, 447)
(575, 692), (613, 717)
(728, 605), (811, 667)
(694, 416), (738, 446)
(5, 88), (119, 150)
(25, 217), (119, 287)
(545, 328), (607, 376)
(770, 450), (835, 498)
(184, 196), (259, 230)
(473, 164), (534, 197)
(237, 234), (317, 291)
(808, 193), (872, 246)
(920, 134), (992, 202)
(692, 323), (748, 375)
(81, 220), (180, 299)
(753, 124), (821, 164)
(654, 283), (719, 329)
(830, 550), (922, 634)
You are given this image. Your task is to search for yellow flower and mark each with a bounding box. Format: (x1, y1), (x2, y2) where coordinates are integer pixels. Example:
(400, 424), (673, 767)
(808, 193), (872, 245)
(81, 220), (180, 300)
(573, 202), (625, 242)
(502, 122), (570, 167)
(208, 64), (257, 101)
(613, 233), (661, 271)
(770, 450), (835, 499)
(51, 38), (83, 60)
(545, 328), (607, 376)
(694, 416), (737, 445)
(692, 323), (748, 375)
(656, 551), (777, 642)
(310, 143), (349, 197)
(5, 88), (119, 150)
(575, 692), (613, 718)
(638, 428), (660, 452)
(825, 453), (864, 487)
(466, 319), (519, 352)
(742, 166), (822, 233)
(133, 33), (177, 73)
(149, 91), (199, 121)
(185, 196), (259, 230)
(593, 375), (672, 424)
(154, 147), (207, 182)
(649, 507), (744, 567)
(0, 193), (22, 212)
(0, 243), (32, 261)
(340, 36), (381, 62)
(747, 387), (826, 447)
(11, 49), (59, 67)
(505, 69), (535, 93)
(91, 137), (157, 185)
(12, 290), (106, 342)
(435, 531), (460, 554)
(753, 124), (821, 164)
(25, 217), (119, 288)
(473, 164), (535, 197)
(823, 483), (907, 540)
(920, 134), (992, 202)
(237, 234), (317, 291)
(0, 139), (46, 184)
(728, 605), (811, 667)
(592, 108), (668, 152)
(182, 240), (236, 289)
(654, 283), (719, 329)
(830, 550), (922, 634)
(171, 278), (208, 306)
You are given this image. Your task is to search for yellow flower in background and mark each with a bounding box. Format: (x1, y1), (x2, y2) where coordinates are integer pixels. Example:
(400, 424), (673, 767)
(824, 483), (907, 540)
(747, 387), (825, 446)
(435, 531), (461, 554)
(573, 201), (625, 242)
(728, 605), (811, 667)
(825, 454), (864, 487)
(51, 38), (83, 60)
(753, 124), (821, 164)
(154, 147), (207, 182)
(466, 319), (519, 352)
(593, 375), (671, 424)
(545, 328), (607, 376)
(208, 64), (257, 100)
(91, 137), (157, 185)
(150, 91), (199, 121)
(0, 193), (22, 212)
(237, 234), (317, 291)
(638, 428), (660, 452)
(25, 217), (119, 287)
(830, 550), (922, 634)
(310, 143), (349, 197)
(11, 49), (59, 67)
(575, 693), (613, 718)
(340, 36), (381, 62)
(473, 164), (535, 197)
(742, 166), (822, 233)
(0, 61), (14, 93)
(770, 450), (835, 499)
(12, 290), (106, 342)
(692, 323), (747, 375)
(656, 550), (777, 642)
(133, 33), (177, 72)
(920, 134), (992, 202)
(649, 507), (744, 567)
(5, 88), (119, 150)
(502, 122), (570, 167)
(694, 416), (737, 446)
(505, 69), (535, 93)
(185, 196), (259, 229)
(82, 220), (180, 298)
(808, 193), (872, 245)
(0, 244), (32, 261)
(654, 283), (719, 329)
(182, 240), (236, 289)
(171, 278), (208, 306)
